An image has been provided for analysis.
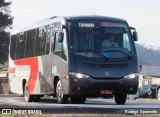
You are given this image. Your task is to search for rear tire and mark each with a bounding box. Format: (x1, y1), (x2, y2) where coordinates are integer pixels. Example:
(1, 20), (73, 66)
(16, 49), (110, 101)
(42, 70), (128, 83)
(114, 94), (127, 105)
(24, 83), (34, 102)
(56, 80), (68, 104)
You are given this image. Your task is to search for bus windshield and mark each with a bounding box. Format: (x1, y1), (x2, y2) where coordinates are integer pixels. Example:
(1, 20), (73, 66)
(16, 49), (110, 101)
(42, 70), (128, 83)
(68, 21), (135, 59)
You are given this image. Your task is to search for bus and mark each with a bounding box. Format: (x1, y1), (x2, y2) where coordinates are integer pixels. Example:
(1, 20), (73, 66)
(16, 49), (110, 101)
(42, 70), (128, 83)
(9, 15), (139, 104)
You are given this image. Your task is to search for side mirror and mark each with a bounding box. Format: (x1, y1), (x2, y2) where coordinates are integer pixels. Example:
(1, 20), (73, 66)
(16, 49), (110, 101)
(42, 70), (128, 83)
(57, 32), (64, 42)
(139, 65), (142, 72)
(133, 31), (138, 41)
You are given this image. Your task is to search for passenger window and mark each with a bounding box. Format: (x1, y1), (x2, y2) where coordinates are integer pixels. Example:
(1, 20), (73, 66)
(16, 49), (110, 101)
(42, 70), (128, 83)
(46, 28), (51, 54)
(54, 32), (63, 57)
(16, 33), (25, 59)
(25, 29), (36, 58)
(35, 27), (46, 56)
(55, 32), (62, 51)
(10, 35), (17, 60)
(39, 27), (45, 37)
(51, 31), (55, 52)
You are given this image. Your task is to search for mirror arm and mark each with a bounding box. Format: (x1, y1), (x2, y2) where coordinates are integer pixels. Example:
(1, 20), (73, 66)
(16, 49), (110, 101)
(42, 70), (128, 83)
(130, 27), (136, 31)
(62, 25), (66, 30)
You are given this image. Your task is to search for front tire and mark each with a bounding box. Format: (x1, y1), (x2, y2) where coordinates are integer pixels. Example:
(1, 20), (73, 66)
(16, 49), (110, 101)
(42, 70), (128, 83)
(56, 80), (68, 104)
(114, 94), (127, 105)
(24, 83), (34, 102)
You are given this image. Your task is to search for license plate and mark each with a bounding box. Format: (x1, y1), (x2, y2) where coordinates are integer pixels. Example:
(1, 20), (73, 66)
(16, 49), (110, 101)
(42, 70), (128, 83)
(100, 90), (113, 94)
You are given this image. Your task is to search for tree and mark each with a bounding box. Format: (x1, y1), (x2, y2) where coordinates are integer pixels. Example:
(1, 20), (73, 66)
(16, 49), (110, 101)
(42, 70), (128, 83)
(0, 0), (13, 64)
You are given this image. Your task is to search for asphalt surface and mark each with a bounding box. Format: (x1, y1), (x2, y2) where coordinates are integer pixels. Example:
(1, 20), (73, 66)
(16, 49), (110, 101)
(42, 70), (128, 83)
(0, 94), (160, 116)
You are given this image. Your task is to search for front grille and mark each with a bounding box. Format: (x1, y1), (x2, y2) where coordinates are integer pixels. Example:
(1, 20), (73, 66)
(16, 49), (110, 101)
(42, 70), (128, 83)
(92, 77), (123, 80)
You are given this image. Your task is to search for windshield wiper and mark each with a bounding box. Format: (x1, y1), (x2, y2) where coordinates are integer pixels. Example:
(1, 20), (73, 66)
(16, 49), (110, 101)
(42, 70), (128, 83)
(76, 49), (93, 52)
(102, 49), (133, 59)
(116, 50), (133, 59)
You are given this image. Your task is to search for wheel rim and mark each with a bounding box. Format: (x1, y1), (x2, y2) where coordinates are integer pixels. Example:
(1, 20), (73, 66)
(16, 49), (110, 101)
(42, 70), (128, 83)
(56, 81), (63, 101)
(25, 86), (29, 101)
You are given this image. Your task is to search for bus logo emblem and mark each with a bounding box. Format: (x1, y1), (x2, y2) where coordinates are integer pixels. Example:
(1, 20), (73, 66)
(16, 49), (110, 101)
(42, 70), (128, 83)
(105, 71), (110, 77)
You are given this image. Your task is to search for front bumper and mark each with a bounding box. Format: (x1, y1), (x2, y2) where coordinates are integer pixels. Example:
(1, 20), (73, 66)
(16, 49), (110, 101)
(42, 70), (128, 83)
(69, 76), (139, 96)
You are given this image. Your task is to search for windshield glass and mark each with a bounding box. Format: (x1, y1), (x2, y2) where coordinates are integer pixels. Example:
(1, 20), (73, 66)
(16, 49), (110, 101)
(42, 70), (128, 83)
(68, 21), (135, 59)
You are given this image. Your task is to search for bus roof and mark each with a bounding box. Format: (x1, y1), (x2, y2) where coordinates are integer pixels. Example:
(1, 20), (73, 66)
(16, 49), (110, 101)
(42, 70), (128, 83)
(67, 15), (126, 22)
(11, 15), (127, 35)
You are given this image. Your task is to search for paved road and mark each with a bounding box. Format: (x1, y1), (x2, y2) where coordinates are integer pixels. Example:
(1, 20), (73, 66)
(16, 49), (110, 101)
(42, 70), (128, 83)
(0, 94), (160, 115)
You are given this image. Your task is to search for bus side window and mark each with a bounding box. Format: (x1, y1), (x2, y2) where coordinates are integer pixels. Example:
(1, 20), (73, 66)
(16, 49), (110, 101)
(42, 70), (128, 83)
(25, 29), (36, 58)
(54, 32), (63, 57)
(16, 33), (25, 59)
(35, 27), (46, 56)
(45, 28), (51, 54)
(55, 32), (62, 51)
(51, 31), (55, 52)
(10, 35), (17, 60)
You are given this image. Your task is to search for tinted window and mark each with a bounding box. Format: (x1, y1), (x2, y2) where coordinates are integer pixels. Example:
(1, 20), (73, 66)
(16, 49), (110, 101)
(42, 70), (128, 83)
(54, 32), (63, 57)
(46, 28), (51, 54)
(69, 22), (134, 59)
(10, 35), (17, 60)
(77, 32), (89, 51)
(25, 29), (36, 58)
(16, 33), (25, 59)
(35, 27), (46, 56)
(55, 33), (62, 51)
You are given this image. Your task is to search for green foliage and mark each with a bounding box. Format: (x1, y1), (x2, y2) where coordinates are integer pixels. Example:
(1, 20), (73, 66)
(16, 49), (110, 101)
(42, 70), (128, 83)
(0, 0), (11, 7)
(0, 0), (13, 63)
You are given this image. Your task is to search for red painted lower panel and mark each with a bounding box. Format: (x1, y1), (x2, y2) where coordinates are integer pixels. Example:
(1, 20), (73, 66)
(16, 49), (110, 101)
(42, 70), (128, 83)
(14, 57), (38, 94)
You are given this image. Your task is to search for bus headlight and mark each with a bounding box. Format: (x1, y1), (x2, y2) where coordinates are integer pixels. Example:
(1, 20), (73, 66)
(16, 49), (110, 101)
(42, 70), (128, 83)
(69, 72), (89, 78)
(124, 73), (139, 79)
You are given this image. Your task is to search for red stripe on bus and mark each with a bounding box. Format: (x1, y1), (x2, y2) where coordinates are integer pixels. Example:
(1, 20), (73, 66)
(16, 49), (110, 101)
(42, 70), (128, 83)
(14, 57), (38, 94)
(9, 67), (16, 73)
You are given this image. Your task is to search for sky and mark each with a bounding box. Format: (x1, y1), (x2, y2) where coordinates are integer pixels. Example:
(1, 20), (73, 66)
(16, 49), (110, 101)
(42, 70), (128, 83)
(10, 0), (160, 48)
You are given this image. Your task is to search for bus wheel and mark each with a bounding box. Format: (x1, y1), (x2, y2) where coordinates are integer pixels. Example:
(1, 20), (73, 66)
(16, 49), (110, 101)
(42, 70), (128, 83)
(24, 83), (33, 102)
(71, 96), (86, 104)
(114, 94), (127, 105)
(56, 80), (68, 104)
(157, 88), (160, 100)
